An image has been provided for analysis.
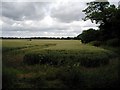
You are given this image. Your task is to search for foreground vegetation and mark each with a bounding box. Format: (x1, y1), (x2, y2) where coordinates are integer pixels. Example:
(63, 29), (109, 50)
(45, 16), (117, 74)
(2, 39), (119, 88)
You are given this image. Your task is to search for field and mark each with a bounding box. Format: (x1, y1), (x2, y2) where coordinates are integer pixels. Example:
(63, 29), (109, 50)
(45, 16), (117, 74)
(2, 39), (119, 88)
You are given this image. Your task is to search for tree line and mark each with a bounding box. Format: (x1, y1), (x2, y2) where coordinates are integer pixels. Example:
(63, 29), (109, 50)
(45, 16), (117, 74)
(1, 37), (78, 40)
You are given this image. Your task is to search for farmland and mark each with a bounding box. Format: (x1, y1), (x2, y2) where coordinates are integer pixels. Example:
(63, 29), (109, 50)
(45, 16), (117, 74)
(2, 39), (119, 88)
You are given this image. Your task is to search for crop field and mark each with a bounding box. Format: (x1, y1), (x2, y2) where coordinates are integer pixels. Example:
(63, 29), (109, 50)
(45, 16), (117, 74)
(2, 39), (119, 88)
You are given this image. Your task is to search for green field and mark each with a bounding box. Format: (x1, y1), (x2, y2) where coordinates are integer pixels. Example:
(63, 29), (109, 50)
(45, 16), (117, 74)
(2, 39), (119, 88)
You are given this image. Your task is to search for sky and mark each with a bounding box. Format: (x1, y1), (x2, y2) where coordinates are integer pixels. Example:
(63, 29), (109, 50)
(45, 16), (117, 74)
(0, 0), (119, 37)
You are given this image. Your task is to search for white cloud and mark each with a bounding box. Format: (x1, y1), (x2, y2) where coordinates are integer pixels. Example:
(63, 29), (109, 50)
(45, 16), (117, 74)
(0, 20), (3, 26)
(2, 0), (117, 37)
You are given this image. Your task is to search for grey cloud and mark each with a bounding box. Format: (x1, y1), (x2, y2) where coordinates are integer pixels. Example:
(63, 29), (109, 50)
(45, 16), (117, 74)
(2, 2), (50, 21)
(50, 2), (86, 23)
(2, 16), (17, 25)
(1, 2), (98, 37)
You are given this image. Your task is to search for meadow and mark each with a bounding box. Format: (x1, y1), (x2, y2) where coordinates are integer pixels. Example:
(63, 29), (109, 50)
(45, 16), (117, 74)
(2, 39), (119, 88)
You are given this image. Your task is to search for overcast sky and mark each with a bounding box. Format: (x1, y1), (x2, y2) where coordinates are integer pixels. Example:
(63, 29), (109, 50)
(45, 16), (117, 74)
(0, 0), (119, 37)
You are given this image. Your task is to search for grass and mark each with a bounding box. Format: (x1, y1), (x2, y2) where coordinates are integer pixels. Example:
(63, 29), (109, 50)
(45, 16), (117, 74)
(2, 39), (119, 88)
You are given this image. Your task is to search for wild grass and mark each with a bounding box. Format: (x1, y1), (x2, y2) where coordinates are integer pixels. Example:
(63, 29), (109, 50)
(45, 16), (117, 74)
(2, 39), (119, 88)
(23, 49), (115, 67)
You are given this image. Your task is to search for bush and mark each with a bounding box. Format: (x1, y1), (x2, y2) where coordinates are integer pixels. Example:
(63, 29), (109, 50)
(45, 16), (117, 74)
(2, 68), (18, 88)
(77, 29), (100, 43)
(23, 53), (53, 65)
(89, 41), (102, 47)
(80, 53), (109, 67)
(23, 53), (40, 65)
(106, 38), (120, 47)
(57, 66), (84, 88)
(29, 75), (46, 88)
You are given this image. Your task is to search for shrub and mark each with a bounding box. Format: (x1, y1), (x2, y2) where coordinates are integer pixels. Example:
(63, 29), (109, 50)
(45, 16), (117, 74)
(106, 38), (120, 47)
(80, 53), (109, 67)
(77, 29), (100, 43)
(23, 53), (40, 65)
(29, 75), (46, 88)
(23, 53), (53, 65)
(57, 66), (84, 88)
(2, 68), (18, 88)
(89, 41), (102, 47)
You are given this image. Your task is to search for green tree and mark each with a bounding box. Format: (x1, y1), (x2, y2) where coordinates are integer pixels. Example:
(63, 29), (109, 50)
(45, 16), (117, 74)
(82, 1), (110, 24)
(77, 29), (99, 43)
(82, 0), (120, 41)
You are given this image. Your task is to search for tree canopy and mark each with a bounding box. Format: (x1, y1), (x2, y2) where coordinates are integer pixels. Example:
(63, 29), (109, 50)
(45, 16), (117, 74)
(78, 1), (120, 44)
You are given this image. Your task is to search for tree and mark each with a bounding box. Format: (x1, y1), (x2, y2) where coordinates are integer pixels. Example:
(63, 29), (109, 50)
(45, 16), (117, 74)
(77, 29), (99, 43)
(82, 0), (110, 24)
(82, 0), (120, 41)
(108, 7), (120, 39)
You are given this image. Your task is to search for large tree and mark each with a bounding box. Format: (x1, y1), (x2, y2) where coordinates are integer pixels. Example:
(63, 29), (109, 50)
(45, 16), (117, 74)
(82, 0), (120, 41)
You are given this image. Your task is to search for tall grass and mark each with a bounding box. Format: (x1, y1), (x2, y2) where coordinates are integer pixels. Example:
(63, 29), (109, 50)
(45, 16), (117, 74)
(23, 49), (115, 67)
(2, 39), (119, 88)
(2, 67), (19, 88)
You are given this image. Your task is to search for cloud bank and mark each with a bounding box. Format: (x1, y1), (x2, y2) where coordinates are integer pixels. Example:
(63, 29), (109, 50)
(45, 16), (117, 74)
(1, 0), (118, 37)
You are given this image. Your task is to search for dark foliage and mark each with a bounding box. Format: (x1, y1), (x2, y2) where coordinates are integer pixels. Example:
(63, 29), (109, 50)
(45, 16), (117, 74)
(89, 41), (102, 47)
(80, 56), (109, 67)
(79, 1), (120, 44)
(57, 67), (84, 88)
(77, 29), (100, 43)
(106, 38), (120, 47)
